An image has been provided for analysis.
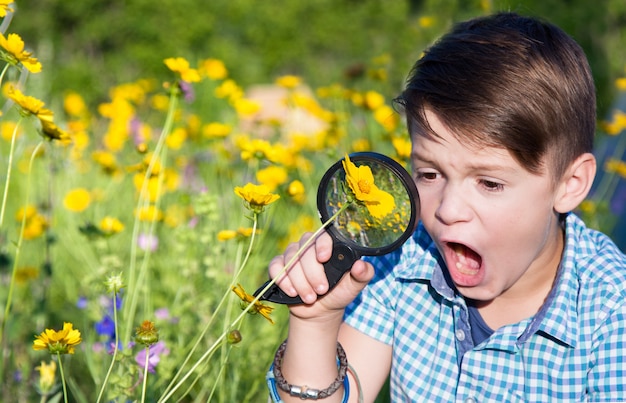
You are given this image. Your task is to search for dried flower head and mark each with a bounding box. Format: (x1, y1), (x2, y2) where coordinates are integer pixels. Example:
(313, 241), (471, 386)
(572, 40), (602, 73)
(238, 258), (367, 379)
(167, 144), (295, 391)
(135, 320), (159, 347)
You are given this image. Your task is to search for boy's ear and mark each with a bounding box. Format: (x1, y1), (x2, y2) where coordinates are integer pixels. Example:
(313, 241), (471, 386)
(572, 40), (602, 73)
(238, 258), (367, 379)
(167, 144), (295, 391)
(554, 152), (596, 213)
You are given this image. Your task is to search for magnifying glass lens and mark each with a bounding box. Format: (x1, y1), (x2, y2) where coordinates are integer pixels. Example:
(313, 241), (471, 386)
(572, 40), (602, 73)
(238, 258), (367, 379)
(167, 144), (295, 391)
(321, 158), (415, 250)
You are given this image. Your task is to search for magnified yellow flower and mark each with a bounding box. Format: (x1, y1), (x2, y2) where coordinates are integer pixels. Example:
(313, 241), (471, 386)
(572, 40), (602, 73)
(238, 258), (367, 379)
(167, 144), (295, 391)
(342, 154), (395, 219)
(35, 360), (57, 394)
(0, 32), (42, 73)
(234, 183), (280, 214)
(232, 283), (274, 324)
(63, 188), (91, 212)
(33, 322), (82, 355)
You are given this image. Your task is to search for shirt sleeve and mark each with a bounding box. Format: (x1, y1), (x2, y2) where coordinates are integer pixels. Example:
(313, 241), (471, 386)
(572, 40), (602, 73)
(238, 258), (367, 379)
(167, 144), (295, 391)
(586, 300), (626, 401)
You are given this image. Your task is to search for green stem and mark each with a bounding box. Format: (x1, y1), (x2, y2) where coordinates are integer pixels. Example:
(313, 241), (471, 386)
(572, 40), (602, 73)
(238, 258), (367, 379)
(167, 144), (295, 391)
(0, 140), (43, 345)
(57, 353), (68, 403)
(124, 89), (179, 343)
(159, 214), (259, 400)
(0, 117), (23, 228)
(95, 289), (120, 403)
(158, 203), (351, 402)
(141, 346), (151, 403)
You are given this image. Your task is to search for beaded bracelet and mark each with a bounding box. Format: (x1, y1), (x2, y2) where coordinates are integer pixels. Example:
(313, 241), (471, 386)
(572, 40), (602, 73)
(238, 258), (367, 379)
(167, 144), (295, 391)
(271, 339), (348, 400)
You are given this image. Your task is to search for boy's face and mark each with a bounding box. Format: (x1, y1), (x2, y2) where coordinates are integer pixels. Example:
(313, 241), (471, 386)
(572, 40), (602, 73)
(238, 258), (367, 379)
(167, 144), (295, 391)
(411, 110), (564, 303)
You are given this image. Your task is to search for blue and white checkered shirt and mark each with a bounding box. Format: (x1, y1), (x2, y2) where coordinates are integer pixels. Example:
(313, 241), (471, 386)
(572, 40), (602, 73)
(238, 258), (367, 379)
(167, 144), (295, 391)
(344, 213), (626, 402)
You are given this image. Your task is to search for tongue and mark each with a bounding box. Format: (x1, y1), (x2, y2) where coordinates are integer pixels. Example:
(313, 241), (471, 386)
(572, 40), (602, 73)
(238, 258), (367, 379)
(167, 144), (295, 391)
(452, 243), (481, 272)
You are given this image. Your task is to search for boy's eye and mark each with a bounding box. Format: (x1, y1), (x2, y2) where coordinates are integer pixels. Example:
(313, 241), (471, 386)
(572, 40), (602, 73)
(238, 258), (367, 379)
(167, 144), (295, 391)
(480, 179), (504, 191)
(415, 171), (439, 181)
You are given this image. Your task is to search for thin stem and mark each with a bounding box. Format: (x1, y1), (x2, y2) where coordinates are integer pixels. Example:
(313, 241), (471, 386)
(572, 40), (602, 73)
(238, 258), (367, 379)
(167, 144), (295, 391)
(140, 346), (151, 403)
(160, 214), (259, 399)
(95, 290), (120, 403)
(0, 117), (23, 228)
(158, 203), (351, 402)
(57, 353), (68, 403)
(124, 90), (179, 343)
(0, 140), (43, 344)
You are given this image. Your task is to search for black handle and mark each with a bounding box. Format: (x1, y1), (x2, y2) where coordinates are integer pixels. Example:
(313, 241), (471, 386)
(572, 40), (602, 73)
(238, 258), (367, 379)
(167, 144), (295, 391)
(253, 242), (359, 305)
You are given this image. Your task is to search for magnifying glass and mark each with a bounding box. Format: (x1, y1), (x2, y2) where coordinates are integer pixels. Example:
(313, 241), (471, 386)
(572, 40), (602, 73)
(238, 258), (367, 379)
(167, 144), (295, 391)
(254, 152), (420, 304)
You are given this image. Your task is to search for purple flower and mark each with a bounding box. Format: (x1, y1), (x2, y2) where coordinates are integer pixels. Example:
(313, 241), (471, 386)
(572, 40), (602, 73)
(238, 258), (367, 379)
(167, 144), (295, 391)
(178, 80), (195, 103)
(138, 233), (159, 252)
(95, 315), (116, 339)
(76, 296), (88, 309)
(135, 340), (169, 373)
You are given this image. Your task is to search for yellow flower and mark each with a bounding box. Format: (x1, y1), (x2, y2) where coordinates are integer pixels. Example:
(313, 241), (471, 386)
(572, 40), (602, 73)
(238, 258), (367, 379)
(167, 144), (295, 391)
(16, 205), (48, 240)
(35, 360), (57, 394)
(233, 97), (261, 117)
(135, 204), (163, 222)
(234, 183), (280, 213)
(215, 79), (243, 100)
(617, 77), (626, 91)
(63, 188), (91, 212)
(6, 85), (53, 121)
(0, 32), (42, 73)
(231, 283), (274, 324)
(373, 104), (399, 132)
(199, 58), (228, 80)
(256, 165), (288, 191)
(275, 75), (302, 89)
(164, 57), (201, 83)
(166, 127), (187, 150)
(392, 136), (412, 160)
(135, 320), (159, 347)
(342, 154), (396, 219)
(0, 1), (14, 18)
(217, 229), (237, 241)
(63, 92), (87, 117)
(287, 180), (306, 203)
(40, 119), (70, 141)
(99, 216), (124, 235)
(33, 322), (82, 355)
(363, 90), (385, 110)
(202, 122), (232, 139)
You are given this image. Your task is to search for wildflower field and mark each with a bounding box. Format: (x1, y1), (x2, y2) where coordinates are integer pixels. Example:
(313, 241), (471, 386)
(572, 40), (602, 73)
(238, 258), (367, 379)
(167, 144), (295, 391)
(1, 1), (625, 402)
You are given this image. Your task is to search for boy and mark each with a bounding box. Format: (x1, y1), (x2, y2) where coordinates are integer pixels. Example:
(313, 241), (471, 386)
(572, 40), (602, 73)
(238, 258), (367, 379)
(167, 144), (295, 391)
(267, 12), (626, 402)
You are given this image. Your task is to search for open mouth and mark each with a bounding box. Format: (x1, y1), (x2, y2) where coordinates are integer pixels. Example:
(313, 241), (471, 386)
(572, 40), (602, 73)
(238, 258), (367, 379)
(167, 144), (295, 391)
(449, 242), (482, 273)
(445, 242), (484, 287)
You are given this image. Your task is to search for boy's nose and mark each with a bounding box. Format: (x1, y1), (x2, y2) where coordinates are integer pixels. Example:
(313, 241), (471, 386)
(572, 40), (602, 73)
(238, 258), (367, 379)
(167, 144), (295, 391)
(435, 185), (472, 225)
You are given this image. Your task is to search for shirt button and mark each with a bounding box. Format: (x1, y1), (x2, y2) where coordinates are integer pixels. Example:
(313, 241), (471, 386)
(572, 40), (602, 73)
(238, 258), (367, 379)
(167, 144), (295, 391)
(455, 329), (466, 341)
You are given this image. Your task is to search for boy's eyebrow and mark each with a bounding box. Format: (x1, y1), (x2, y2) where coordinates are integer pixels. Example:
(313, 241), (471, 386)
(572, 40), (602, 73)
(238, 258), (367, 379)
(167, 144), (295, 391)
(412, 150), (518, 173)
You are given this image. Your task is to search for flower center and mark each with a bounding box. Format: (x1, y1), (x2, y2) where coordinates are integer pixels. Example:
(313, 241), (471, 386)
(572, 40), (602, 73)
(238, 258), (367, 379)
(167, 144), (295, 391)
(357, 179), (372, 194)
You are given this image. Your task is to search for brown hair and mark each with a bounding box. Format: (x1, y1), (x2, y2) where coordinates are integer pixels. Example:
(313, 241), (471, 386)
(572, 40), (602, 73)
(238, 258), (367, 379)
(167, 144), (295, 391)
(395, 12), (596, 181)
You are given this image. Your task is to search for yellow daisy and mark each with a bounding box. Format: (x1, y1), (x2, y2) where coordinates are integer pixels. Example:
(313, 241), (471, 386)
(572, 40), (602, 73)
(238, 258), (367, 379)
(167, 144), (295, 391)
(0, 32), (42, 73)
(33, 322), (82, 355)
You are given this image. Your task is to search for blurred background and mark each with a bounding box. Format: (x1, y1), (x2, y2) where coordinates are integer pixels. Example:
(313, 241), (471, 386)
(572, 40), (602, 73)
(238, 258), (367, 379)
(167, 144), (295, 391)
(10, 0), (626, 249)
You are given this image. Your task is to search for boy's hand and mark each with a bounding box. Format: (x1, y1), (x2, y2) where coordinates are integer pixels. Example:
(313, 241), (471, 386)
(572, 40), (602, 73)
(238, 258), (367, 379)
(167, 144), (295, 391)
(268, 231), (374, 320)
